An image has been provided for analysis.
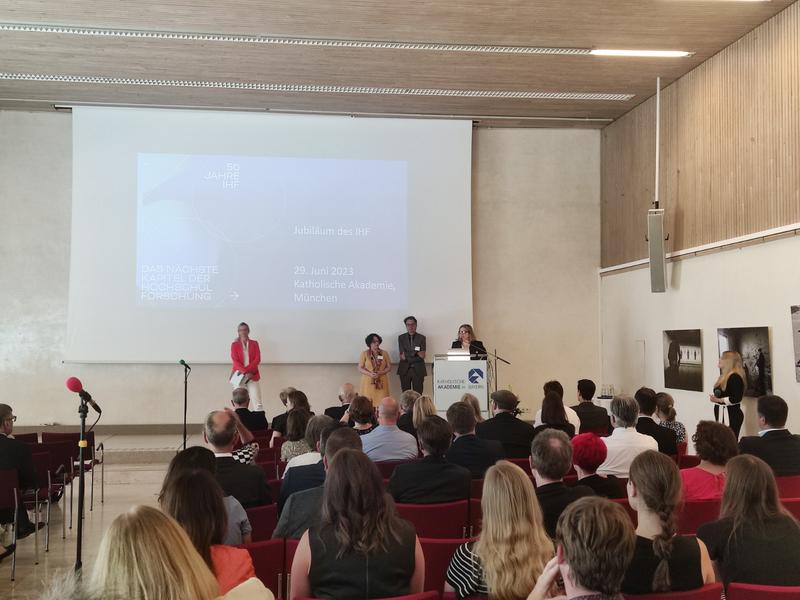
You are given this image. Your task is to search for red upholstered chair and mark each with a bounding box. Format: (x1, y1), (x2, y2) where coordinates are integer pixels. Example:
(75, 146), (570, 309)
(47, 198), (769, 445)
(285, 538), (300, 599)
(776, 476), (800, 498)
(679, 455), (701, 469)
(21, 451), (53, 560)
(41, 431), (104, 510)
(782, 497), (800, 519)
(564, 473), (579, 487)
(239, 539), (285, 599)
(268, 478), (282, 504)
(610, 498), (638, 526)
(253, 429), (273, 439)
(0, 469), (20, 580)
(375, 460), (416, 479)
(257, 461), (276, 480)
(623, 582), (724, 599)
(677, 500), (720, 534)
(677, 441), (688, 457)
(396, 500), (470, 538)
(727, 582), (800, 599)
(12, 433), (38, 444)
(508, 457), (532, 476)
(297, 594), (440, 600)
(420, 537), (475, 595)
(246, 504), (278, 541)
(469, 498), (482, 536)
(470, 478), (484, 500)
(277, 461), (288, 478)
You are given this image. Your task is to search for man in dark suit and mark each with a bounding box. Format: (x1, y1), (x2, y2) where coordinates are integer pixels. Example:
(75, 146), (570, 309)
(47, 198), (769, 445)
(634, 387), (677, 456)
(531, 428), (595, 537)
(205, 410), (271, 508)
(388, 415), (471, 503)
(739, 395), (800, 476)
(445, 400), (503, 479)
(273, 426), (363, 538)
(570, 379), (611, 436)
(323, 383), (356, 423)
(476, 389), (535, 458)
(231, 387), (268, 432)
(0, 404), (43, 538)
(397, 316), (427, 393)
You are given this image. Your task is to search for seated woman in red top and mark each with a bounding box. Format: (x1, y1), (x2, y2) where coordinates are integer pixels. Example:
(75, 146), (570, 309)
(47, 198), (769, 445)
(681, 420), (738, 501)
(160, 468), (256, 595)
(231, 322), (263, 411)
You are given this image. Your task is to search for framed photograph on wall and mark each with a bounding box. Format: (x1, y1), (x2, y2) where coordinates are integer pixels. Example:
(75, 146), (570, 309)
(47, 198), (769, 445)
(716, 327), (772, 396)
(791, 306), (800, 383)
(663, 329), (703, 391)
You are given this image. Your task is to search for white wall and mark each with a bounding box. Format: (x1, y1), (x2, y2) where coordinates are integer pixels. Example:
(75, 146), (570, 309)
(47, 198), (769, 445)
(601, 235), (800, 445)
(0, 111), (601, 426)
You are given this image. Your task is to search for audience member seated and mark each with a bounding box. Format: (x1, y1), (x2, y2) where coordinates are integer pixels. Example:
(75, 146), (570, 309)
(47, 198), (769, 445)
(389, 415), (471, 503)
(531, 429), (594, 538)
(534, 380), (581, 431)
(161, 446), (252, 545)
(597, 395), (658, 477)
(571, 432), (624, 499)
(527, 497), (635, 600)
(622, 451), (714, 594)
(324, 383), (355, 422)
(476, 389), (535, 458)
(160, 469), (260, 595)
(461, 392), (485, 424)
(289, 449), (424, 598)
(635, 387), (678, 455)
(273, 427), (362, 539)
(279, 423), (342, 513)
(738, 394), (800, 476)
(349, 394), (378, 436)
(655, 392), (686, 444)
(397, 389), (420, 437)
(231, 387), (268, 433)
(681, 420), (738, 501)
(0, 403), (43, 542)
(697, 454), (800, 586)
(445, 400), (503, 479)
(411, 394), (437, 435)
(446, 461), (553, 599)
(271, 389), (313, 450)
(269, 386), (296, 448)
(283, 415), (334, 476)
(533, 392), (576, 440)
(361, 396), (419, 461)
(570, 378), (611, 435)
(281, 409), (313, 462)
(87, 506), (272, 599)
(205, 410), (271, 508)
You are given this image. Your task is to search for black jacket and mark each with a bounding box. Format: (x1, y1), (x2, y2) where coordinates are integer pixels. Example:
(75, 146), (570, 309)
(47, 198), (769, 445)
(476, 412), (535, 458)
(577, 474), (625, 499)
(636, 416), (678, 456)
(571, 402), (612, 435)
(323, 404), (349, 422)
(388, 455), (471, 504)
(214, 456), (271, 508)
(536, 481), (595, 538)
(445, 434), (503, 479)
(234, 407), (269, 432)
(450, 340), (487, 358)
(397, 413), (417, 438)
(279, 460), (326, 513)
(739, 429), (800, 476)
(0, 434), (36, 489)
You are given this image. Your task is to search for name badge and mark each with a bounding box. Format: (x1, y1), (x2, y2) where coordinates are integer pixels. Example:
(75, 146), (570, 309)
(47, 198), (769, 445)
(377, 356), (383, 361)
(414, 346), (421, 351)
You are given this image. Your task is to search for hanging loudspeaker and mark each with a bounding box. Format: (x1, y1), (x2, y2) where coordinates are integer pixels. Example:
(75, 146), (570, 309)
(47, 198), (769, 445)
(648, 209), (666, 293)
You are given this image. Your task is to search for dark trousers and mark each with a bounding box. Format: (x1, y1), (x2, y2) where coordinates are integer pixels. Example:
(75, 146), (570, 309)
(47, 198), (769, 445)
(399, 368), (425, 394)
(714, 403), (744, 439)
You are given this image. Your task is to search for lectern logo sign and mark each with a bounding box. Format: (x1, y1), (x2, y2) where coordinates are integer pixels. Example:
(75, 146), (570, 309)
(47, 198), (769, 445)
(468, 369), (484, 384)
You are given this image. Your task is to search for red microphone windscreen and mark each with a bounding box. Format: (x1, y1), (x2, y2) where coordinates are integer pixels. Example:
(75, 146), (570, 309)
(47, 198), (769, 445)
(66, 377), (83, 393)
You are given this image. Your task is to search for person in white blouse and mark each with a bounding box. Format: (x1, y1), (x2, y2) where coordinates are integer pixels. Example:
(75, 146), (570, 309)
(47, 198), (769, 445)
(597, 395), (658, 478)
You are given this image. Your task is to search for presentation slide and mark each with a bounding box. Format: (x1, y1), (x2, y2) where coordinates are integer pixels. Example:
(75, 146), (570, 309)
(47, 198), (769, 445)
(67, 107), (472, 364)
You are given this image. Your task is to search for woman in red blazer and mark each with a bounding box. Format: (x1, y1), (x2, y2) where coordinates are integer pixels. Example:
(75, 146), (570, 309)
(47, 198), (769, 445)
(230, 322), (263, 410)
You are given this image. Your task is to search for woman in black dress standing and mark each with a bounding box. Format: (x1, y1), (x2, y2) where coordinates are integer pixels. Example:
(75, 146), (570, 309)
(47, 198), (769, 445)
(709, 351), (746, 439)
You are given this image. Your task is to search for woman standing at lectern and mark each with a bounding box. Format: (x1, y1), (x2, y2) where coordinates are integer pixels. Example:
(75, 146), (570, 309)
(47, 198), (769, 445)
(230, 322), (263, 411)
(451, 324), (487, 359)
(358, 333), (391, 406)
(709, 350), (746, 439)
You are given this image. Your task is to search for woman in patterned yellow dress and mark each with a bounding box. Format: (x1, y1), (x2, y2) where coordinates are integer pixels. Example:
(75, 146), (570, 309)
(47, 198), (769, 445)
(358, 333), (392, 406)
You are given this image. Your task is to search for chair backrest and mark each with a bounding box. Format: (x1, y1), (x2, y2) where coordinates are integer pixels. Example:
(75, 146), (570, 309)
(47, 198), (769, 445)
(677, 441), (688, 457)
(246, 504), (278, 542)
(41, 430), (96, 447)
(677, 500), (720, 535)
(285, 538), (300, 598)
(257, 460), (276, 480)
(727, 582), (800, 599)
(623, 582), (724, 599)
(610, 498), (638, 526)
(0, 469), (20, 510)
(420, 537), (474, 595)
(36, 441), (75, 477)
(240, 539), (285, 598)
(781, 498), (800, 520)
(396, 500), (470, 538)
(29, 451), (52, 488)
(469, 498), (482, 536)
(375, 460), (416, 479)
(776, 476), (800, 498)
(268, 478), (282, 503)
(507, 457), (532, 476)
(277, 461), (288, 478)
(12, 433), (38, 444)
(679, 455), (701, 469)
(470, 478), (484, 500)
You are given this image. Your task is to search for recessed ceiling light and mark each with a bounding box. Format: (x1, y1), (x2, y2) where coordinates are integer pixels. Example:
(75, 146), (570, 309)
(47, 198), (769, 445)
(591, 49), (693, 58)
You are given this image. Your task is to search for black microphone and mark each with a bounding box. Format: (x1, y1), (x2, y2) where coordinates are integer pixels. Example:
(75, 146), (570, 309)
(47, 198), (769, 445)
(65, 377), (102, 414)
(179, 359), (192, 371)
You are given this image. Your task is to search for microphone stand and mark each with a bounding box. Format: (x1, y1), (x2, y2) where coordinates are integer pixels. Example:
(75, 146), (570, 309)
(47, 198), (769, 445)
(74, 395), (89, 573)
(182, 363), (190, 450)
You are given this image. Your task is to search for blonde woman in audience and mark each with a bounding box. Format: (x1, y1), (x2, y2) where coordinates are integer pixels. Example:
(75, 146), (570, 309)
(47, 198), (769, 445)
(461, 392), (484, 423)
(88, 505), (272, 599)
(446, 461), (553, 599)
(412, 394), (437, 430)
(655, 392), (686, 444)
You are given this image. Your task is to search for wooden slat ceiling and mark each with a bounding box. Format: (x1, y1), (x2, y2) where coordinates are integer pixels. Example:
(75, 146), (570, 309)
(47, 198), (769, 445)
(0, 1), (795, 126)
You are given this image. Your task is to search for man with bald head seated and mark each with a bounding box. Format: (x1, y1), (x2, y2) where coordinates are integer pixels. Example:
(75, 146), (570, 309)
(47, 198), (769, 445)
(324, 383), (356, 423)
(361, 397), (419, 461)
(205, 410), (271, 508)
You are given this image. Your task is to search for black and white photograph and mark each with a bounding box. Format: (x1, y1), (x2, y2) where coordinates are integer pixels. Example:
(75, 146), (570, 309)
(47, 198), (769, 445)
(663, 329), (703, 391)
(792, 306), (800, 383)
(717, 326), (772, 396)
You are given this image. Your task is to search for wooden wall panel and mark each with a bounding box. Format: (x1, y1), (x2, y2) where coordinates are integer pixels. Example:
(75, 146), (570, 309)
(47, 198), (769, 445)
(601, 1), (800, 267)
